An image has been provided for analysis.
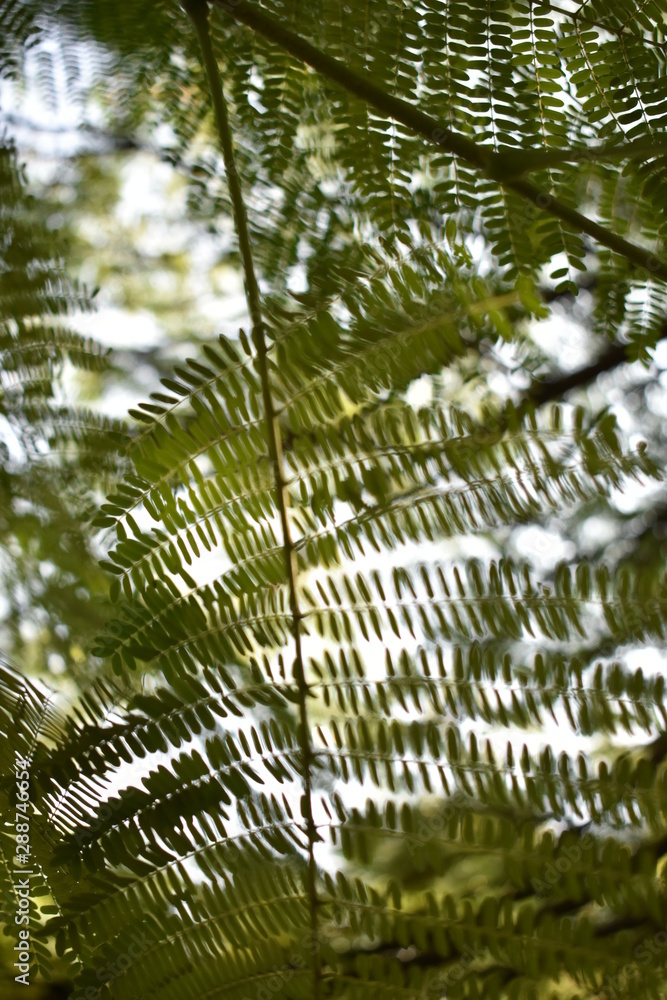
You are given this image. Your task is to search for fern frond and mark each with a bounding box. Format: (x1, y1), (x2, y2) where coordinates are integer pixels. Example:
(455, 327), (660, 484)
(2, 2), (667, 999)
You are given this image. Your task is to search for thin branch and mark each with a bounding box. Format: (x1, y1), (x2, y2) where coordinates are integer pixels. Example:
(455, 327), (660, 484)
(213, 0), (667, 282)
(527, 325), (666, 406)
(183, 3), (322, 996)
(486, 135), (667, 175)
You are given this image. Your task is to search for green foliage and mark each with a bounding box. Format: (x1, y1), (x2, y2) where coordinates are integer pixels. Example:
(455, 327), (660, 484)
(1, 2), (667, 1000)
(0, 144), (125, 674)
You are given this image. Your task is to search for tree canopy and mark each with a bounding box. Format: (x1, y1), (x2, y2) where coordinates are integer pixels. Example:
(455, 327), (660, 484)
(1, 2), (667, 999)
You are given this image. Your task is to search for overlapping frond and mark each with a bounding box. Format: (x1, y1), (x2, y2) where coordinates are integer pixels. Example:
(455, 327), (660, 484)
(0, 142), (127, 671)
(5, 0), (667, 337)
(1, 2), (667, 999)
(0, 144), (107, 397)
(34, 231), (662, 999)
(6, 605), (667, 999)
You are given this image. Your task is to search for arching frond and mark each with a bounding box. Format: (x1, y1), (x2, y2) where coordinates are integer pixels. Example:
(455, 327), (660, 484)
(1, 2), (667, 1000)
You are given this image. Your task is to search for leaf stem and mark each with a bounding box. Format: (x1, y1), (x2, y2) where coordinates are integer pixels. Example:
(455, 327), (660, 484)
(184, 3), (322, 994)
